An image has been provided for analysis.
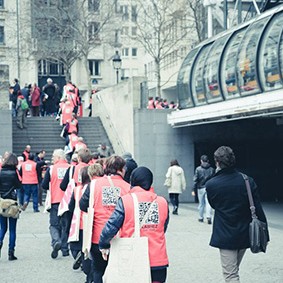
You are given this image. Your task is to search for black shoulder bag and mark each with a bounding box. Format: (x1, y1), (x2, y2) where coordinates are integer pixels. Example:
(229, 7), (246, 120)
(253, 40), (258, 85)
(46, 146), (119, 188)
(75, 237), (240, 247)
(242, 174), (269, 253)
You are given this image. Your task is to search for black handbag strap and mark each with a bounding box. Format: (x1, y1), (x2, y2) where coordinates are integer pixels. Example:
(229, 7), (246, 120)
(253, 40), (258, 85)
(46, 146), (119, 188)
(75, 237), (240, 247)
(241, 173), (258, 219)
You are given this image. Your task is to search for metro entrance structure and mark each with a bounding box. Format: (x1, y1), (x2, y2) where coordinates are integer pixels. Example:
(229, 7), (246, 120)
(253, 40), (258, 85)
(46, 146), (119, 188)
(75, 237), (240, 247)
(168, 5), (283, 202)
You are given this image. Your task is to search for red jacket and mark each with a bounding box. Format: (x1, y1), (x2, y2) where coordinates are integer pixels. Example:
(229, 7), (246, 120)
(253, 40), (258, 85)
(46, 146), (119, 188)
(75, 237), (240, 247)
(21, 160), (38, 184)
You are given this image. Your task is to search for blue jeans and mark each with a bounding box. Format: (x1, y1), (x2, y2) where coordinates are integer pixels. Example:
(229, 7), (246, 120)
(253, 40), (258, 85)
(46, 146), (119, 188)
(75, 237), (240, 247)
(0, 215), (17, 250)
(17, 187), (25, 206)
(197, 187), (212, 219)
(23, 184), (39, 211)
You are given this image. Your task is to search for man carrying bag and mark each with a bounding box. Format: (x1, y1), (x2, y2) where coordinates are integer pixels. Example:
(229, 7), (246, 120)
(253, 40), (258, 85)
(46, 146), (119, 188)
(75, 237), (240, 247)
(99, 166), (169, 283)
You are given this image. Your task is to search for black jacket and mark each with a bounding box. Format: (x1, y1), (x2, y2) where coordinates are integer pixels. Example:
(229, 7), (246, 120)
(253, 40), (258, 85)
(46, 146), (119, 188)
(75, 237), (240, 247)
(0, 165), (22, 200)
(124, 158), (138, 183)
(206, 167), (268, 250)
(193, 162), (215, 190)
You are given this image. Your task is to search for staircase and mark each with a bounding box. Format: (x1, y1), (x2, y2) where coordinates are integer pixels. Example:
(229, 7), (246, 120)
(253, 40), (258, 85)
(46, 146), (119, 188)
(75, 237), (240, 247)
(12, 116), (112, 159)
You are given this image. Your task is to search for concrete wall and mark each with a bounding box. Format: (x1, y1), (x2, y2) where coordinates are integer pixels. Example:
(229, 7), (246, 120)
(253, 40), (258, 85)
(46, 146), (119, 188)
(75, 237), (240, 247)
(134, 109), (195, 202)
(0, 110), (12, 155)
(93, 77), (145, 156)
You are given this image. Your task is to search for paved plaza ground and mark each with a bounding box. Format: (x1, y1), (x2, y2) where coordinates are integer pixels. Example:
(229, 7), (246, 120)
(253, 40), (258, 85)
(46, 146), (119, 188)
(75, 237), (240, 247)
(0, 202), (282, 283)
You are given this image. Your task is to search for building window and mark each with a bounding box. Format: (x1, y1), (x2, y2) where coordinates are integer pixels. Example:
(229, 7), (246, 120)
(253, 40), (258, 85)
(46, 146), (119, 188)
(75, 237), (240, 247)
(38, 59), (64, 76)
(121, 68), (130, 80)
(132, 48), (137, 57)
(131, 5), (137, 22)
(122, 48), (129, 57)
(88, 22), (100, 41)
(0, 26), (4, 44)
(88, 0), (100, 12)
(89, 60), (101, 76)
(0, 0), (4, 9)
(131, 27), (137, 36)
(121, 27), (129, 36)
(120, 5), (129, 21)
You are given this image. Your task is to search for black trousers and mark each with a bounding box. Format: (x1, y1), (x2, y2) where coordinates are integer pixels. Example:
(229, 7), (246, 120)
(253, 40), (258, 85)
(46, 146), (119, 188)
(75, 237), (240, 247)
(169, 193), (179, 207)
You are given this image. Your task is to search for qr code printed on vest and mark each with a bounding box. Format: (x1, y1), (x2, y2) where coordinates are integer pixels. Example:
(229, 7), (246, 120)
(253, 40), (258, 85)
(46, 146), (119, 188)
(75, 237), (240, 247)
(139, 202), (159, 225)
(57, 168), (68, 179)
(102, 186), (121, 206)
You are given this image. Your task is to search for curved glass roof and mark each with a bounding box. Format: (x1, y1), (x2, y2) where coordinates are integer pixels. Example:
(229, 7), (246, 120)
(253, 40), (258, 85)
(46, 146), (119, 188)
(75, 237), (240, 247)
(177, 8), (283, 108)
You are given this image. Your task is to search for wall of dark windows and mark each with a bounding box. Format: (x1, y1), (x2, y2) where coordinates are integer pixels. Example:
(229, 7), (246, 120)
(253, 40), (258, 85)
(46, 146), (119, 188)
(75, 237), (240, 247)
(177, 8), (283, 108)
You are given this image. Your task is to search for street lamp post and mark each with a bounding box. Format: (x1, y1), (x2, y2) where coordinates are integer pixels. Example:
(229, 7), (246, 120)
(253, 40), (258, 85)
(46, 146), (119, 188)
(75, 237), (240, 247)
(112, 51), (122, 84)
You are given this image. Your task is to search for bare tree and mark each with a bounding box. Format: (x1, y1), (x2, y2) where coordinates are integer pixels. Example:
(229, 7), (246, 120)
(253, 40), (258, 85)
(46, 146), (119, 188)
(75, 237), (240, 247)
(29, 0), (118, 91)
(133, 0), (203, 97)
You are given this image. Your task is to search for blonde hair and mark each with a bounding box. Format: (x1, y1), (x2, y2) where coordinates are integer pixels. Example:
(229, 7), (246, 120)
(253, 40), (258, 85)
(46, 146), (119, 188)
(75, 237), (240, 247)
(88, 163), (104, 178)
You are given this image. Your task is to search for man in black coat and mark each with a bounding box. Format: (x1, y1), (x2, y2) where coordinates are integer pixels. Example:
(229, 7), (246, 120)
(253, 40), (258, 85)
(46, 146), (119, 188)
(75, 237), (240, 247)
(42, 78), (57, 116)
(206, 146), (268, 282)
(122, 152), (137, 183)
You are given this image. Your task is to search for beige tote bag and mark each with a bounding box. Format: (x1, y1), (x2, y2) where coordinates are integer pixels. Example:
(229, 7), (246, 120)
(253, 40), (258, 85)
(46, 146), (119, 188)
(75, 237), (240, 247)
(103, 193), (151, 283)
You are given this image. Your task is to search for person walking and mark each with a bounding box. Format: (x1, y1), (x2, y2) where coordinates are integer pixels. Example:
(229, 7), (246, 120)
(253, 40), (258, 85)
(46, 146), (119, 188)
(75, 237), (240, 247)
(164, 159), (186, 215)
(19, 153), (42, 212)
(193, 155), (215, 224)
(206, 146), (269, 282)
(41, 149), (70, 259)
(0, 153), (22, 260)
(99, 166), (169, 283)
(79, 155), (130, 283)
(42, 78), (57, 116)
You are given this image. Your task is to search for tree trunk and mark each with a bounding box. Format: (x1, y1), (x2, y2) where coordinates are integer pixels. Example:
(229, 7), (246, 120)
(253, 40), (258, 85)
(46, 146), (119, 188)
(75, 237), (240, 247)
(155, 60), (161, 97)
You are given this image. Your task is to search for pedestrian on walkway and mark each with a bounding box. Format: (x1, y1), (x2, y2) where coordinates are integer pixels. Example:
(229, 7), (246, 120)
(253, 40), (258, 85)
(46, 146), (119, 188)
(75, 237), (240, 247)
(79, 155), (130, 283)
(42, 149), (70, 259)
(206, 146), (269, 282)
(22, 145), (31, 161)
(193, 155), (215, 224)
(99, 166), (169, 283)
(0, 153), (22, 260)
(122, 152), (138, 184)
(164, 159), (186, 215)
(20, 153), (43, 212)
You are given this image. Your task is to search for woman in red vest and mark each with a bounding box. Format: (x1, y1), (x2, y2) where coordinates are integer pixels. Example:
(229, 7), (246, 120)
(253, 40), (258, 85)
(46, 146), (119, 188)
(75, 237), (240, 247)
(80, 156), (130, 283)
(99, 166), (169, 283)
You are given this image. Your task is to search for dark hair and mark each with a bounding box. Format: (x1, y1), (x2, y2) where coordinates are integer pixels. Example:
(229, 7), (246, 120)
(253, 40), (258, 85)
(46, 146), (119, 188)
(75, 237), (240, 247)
(201, 155), (209, 162)
(28, 153), (35, 160)
(170, 159), (179, 166)
(80, 166), (91, 185)
(2, 153), (18, 168)
(14, 78), (18, 83)
(214, 146), (236, 169)
(104, 155), (126, 175)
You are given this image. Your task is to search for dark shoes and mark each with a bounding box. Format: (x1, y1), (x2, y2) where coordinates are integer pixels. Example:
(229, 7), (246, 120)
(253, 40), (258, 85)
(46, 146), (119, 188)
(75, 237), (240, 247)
(207, 218), (212, 225)
(8, 250), (18, 261)
(198, 218), (204, 223)
(172, 207), (178, 215)
(34, 210), (40, 213)
(51, 242), (61, 259)
(73, 251), (82, 270)
(0, 241), (2, 258)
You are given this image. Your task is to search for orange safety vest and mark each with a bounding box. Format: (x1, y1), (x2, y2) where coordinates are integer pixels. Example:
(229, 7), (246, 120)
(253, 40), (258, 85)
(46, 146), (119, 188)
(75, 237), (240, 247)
(91, 175), (130, 244)
(120, 186), (169, 267)
(62, 104), (73, 125)
(21, 160), (38, 184)
(50, 160), (70, 204)
(73, 162), (88, 186)
(68, 118), (78, 134)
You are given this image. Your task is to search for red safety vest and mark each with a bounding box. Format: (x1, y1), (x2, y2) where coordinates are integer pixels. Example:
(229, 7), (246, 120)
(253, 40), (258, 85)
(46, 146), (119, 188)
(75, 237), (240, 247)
(73, 162), (88, 186)
(69, 133), (78, 150)
(50, 160), (70, 204)
(120, 187), (169, 267)
(68, 118), (78, 134)
(21, 160), (38, 184)
(22, 150), (29, 161)
(91, 175), (130, 244)
(62, 104), (73, 125)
